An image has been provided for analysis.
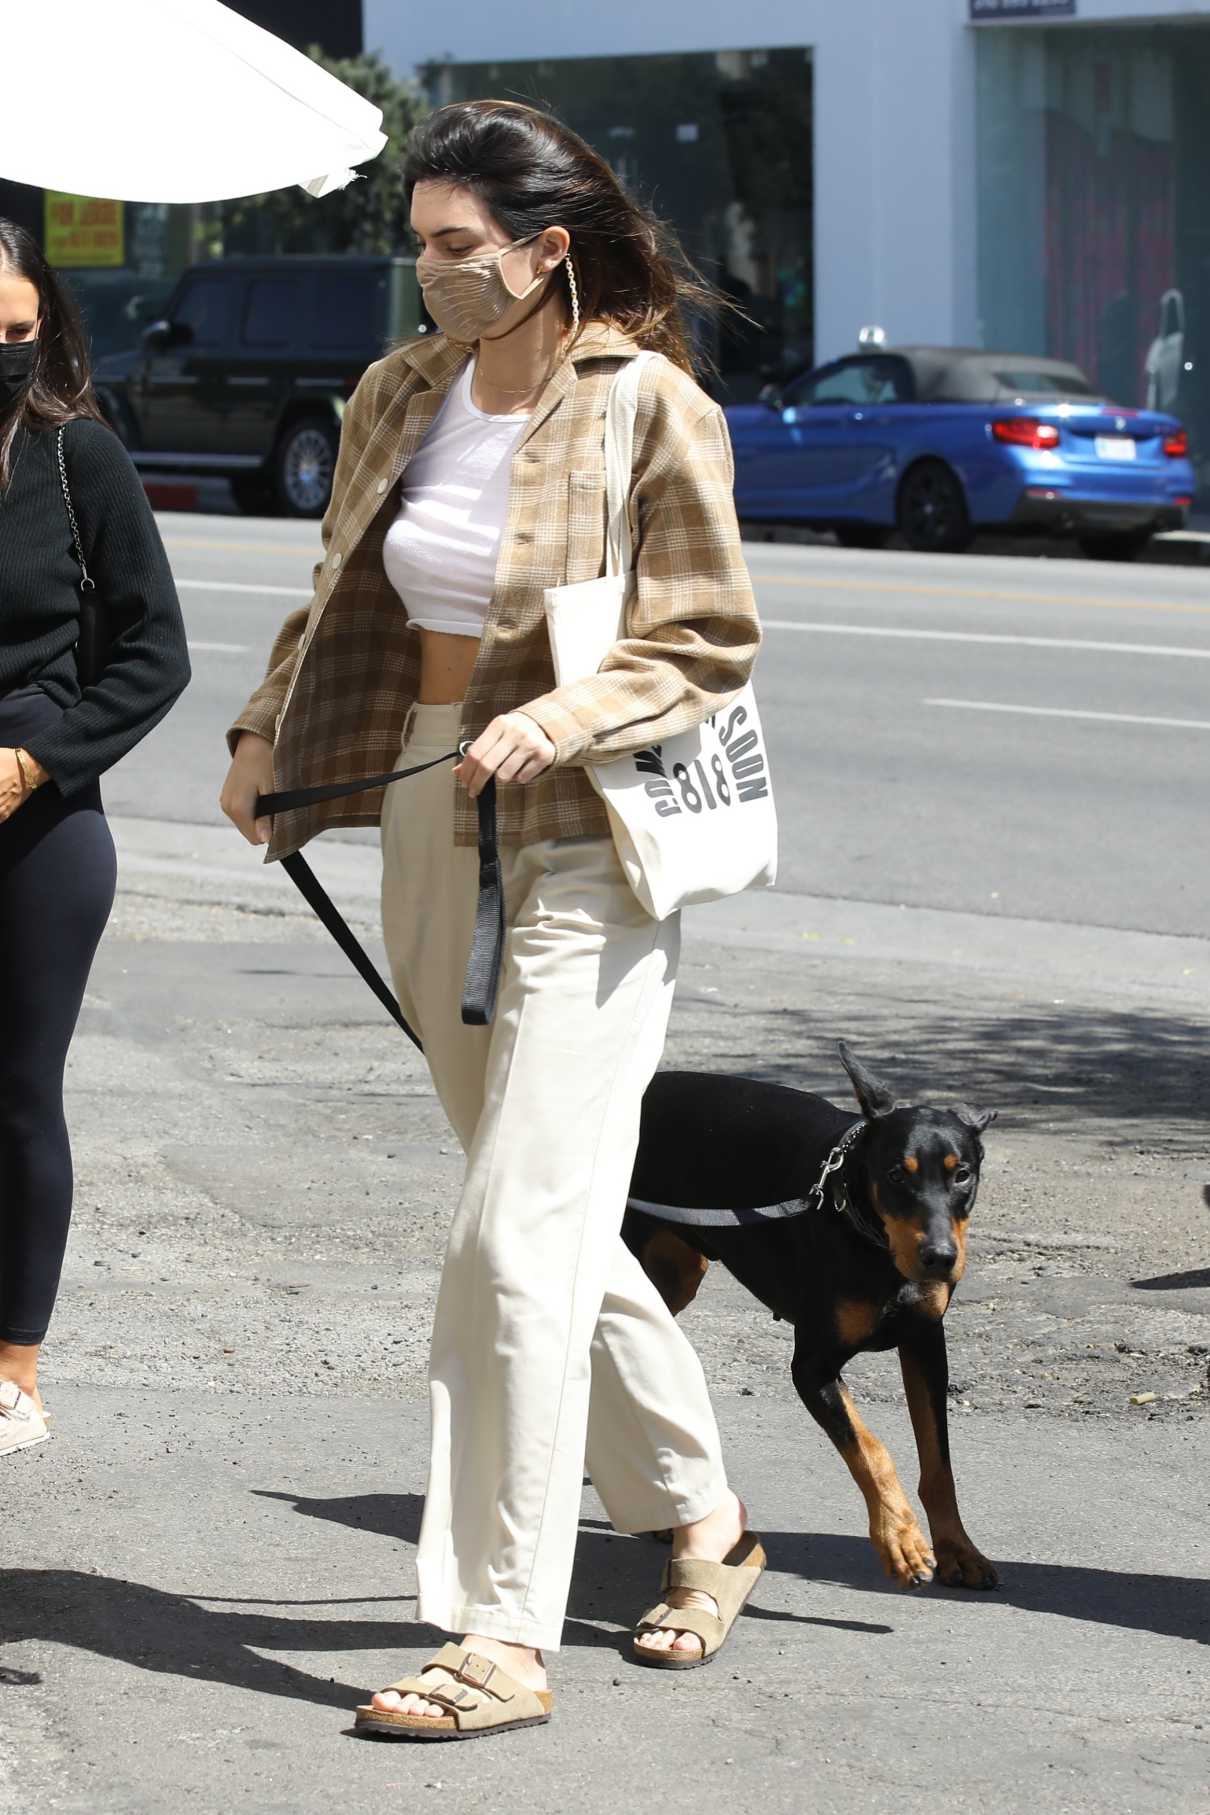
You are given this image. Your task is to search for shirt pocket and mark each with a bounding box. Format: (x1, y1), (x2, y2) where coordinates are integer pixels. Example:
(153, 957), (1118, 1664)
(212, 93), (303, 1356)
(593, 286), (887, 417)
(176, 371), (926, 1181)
(565, 468), (608, 587)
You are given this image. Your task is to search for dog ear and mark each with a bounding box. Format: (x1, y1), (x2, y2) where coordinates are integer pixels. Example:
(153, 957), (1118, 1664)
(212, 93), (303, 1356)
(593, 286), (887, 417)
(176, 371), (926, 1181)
(954, 1102), (997, 1133)
(837, 1041), (897, 1119)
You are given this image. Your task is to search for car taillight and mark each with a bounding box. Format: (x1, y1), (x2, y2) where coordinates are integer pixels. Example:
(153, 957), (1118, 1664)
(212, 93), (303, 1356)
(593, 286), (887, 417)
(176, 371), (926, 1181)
(1163, 428), (1189, 458)
(992, 418), (1060, 450)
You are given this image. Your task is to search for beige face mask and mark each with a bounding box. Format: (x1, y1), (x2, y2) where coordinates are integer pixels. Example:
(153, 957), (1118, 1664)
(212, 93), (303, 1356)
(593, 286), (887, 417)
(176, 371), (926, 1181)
(416, 232), (549, 342)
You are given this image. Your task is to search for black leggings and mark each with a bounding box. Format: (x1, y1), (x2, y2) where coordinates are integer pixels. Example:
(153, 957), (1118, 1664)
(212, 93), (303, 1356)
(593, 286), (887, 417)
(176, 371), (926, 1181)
(0, 687), (116, 1345)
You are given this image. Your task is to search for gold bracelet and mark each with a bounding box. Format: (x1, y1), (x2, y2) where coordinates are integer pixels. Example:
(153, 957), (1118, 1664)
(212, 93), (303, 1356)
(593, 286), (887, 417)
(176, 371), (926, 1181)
(13, 748), (34, 797)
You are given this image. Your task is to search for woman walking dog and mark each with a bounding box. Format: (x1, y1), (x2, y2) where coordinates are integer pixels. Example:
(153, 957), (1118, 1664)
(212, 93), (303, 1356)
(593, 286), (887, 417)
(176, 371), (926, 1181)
(0, 222), (190, 1453)
(221, 100), (765, 1738)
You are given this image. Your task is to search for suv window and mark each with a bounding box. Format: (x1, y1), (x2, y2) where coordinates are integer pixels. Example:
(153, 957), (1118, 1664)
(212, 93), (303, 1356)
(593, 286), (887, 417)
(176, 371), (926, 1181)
(173, 276), (234, 348)
(315, 270), (384, 349)
(789, 357), (911, 407)
(242, 277), (305, 349)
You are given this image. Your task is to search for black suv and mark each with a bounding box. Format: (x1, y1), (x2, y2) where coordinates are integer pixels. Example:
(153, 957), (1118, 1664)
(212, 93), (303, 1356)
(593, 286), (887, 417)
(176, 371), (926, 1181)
(92, 255), (424, 516)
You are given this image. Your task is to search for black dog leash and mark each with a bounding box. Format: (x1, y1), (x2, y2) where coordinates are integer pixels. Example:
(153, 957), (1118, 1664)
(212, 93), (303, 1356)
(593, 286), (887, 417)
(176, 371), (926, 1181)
(256, 746), (504, 1053)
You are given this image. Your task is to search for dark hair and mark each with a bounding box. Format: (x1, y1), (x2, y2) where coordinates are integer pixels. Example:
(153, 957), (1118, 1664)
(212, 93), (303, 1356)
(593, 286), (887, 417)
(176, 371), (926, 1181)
(0, 219), (103, 488)
(402, 100), (730, 375)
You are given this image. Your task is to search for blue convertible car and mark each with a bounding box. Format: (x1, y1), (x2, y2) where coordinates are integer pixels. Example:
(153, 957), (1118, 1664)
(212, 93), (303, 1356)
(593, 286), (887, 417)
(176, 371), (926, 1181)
(725, 345), (1195, 559)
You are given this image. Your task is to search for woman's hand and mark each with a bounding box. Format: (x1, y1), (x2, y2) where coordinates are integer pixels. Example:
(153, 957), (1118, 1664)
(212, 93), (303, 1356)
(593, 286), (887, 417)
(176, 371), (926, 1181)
(220, 731), (276, 845)
(0, 747), (48, 824)
(454, 713), (556, 799)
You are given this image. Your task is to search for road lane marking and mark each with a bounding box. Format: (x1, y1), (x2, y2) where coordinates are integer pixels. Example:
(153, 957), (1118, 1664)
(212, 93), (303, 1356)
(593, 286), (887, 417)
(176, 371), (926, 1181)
(926, 699), (1210, 732)
(177, 578), (310, 598)
(163, 537), (1210, 617)
(763, 621), (1210, 659)
(757, 573), (1210, 617)
(162, 536), (316, 556)
(188, 640), (250, 654)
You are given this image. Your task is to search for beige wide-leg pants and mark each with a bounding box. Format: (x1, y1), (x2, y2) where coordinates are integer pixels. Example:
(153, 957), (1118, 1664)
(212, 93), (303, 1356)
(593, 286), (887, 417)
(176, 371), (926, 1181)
(380, 702), (728, 1652)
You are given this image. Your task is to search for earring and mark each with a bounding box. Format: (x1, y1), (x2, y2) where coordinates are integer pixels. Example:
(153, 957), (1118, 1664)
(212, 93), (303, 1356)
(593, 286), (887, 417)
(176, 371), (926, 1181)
(564, 254), (580, 341)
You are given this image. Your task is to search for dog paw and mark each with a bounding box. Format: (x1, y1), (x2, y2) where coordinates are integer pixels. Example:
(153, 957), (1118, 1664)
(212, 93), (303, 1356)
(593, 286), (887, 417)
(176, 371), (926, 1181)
(933, 1533), (999, 1590)
(871, 1514), (936, 1588)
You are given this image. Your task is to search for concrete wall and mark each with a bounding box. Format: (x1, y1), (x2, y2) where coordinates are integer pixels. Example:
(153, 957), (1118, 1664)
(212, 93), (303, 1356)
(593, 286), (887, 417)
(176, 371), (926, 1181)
(364, 0), (980, 360)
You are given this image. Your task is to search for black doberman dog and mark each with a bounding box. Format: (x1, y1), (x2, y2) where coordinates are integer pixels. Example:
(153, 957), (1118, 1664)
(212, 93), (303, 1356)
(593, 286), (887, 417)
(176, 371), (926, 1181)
(623, 1043), (999, 1591)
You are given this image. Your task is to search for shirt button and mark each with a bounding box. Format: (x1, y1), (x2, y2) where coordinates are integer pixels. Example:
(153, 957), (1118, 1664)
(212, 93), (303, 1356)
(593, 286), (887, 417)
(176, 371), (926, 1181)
(331, 550), (343, 567)
(515, 531), (531, 543)
(376, 478), (388, 493)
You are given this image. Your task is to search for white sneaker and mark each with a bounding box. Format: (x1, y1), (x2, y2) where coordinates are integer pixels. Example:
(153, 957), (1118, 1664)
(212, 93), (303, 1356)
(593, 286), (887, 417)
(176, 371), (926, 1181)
(0, 1380), (49, 1456)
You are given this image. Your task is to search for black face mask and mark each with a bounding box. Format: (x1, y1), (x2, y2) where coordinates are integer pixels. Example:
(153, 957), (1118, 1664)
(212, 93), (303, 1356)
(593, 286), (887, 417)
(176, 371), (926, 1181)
(0, 339), (39, 406)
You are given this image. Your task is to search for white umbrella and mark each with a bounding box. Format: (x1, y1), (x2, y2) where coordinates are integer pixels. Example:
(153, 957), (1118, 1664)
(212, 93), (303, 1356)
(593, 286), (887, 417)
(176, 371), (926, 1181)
(2, 0), (388, 203)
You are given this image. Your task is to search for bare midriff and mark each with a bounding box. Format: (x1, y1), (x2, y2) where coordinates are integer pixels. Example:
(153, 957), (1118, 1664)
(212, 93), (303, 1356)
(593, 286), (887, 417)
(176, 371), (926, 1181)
(417, 627), (480, 705)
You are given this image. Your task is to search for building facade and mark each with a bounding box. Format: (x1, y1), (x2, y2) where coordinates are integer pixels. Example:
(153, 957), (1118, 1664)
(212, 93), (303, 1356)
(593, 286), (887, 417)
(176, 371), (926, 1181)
(368, 0), (1210, 475)
(5, 2), (1208, 476)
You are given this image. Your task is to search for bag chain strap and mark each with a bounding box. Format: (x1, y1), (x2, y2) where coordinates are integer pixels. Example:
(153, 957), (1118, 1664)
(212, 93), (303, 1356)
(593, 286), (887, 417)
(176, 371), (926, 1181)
(56, 426), (95, 593)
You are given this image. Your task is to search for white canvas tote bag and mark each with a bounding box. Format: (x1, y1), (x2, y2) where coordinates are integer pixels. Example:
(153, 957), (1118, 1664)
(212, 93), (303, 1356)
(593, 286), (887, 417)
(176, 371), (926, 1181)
(544, 351), (778, 920)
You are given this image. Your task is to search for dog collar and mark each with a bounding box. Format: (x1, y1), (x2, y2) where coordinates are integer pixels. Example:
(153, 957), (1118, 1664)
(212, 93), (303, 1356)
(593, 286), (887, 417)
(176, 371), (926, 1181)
(829, 1168), (890, 1251)
(809, 1121), (890, 1251)
(804, 1119), (865, 1215)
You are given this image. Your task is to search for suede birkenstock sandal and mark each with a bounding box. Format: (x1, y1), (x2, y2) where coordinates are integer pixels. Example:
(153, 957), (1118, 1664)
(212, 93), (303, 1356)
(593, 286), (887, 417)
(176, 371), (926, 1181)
(632, 1530), (766, 1670)
(0, 1381), (49, 1458)
(353, 1642), (553, 1741)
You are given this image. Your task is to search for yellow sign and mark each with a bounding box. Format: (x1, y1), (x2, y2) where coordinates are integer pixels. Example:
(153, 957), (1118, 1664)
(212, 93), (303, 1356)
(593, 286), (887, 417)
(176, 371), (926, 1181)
(44, 193), (125, 268)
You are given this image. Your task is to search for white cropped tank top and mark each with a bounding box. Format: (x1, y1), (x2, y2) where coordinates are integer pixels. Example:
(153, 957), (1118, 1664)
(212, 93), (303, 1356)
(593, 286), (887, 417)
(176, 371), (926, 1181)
(382, 360), (531, 638)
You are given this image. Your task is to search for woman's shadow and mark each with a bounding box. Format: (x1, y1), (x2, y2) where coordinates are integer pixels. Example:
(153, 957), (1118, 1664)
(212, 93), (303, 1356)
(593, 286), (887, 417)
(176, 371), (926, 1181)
(1, 1491), (631, 1716)
(1, 1566), (408, 1711)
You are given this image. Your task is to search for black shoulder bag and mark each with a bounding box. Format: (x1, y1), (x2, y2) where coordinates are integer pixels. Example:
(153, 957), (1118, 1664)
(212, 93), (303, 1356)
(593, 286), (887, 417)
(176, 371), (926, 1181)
(256, 758), (505, 1053)
(56, 423), (112, 689)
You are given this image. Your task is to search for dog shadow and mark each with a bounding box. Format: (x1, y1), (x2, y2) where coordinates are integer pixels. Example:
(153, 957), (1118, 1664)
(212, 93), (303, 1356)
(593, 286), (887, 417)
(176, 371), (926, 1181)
(1131, 1267), (1210, 1292)
(261, 1491), (1208, 1649)
(749, 1529), (1209, 1648)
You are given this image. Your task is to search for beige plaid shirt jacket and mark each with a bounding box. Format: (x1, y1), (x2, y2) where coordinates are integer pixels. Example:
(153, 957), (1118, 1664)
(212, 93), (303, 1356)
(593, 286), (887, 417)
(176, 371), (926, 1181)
(228, 319), (762, 860)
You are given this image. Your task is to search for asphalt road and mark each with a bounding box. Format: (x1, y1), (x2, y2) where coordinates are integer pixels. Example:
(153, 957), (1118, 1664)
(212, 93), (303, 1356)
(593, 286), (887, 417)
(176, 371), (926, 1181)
(132, 515), (1210, 937)
(6, 513), (1208, 1812)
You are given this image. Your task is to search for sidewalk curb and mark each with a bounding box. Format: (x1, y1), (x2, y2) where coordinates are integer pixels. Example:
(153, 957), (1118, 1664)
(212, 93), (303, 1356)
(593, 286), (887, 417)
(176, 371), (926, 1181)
(105, 816), (1210, 1006)
(740, 522), (1210, 567)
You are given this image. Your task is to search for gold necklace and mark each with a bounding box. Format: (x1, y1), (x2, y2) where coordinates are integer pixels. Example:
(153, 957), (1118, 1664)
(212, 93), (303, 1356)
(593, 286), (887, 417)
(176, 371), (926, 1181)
(473, 327), (571, 397)
(473, 363), (550, 398)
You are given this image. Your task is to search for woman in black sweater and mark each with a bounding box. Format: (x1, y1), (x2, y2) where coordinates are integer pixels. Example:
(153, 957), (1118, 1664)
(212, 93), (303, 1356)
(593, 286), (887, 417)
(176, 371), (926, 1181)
(0, 221), (190, 1455)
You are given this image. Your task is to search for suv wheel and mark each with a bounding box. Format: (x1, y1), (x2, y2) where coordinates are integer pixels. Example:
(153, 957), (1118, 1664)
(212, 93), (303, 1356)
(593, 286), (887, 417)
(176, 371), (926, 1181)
(274, 416), (338, 518)
(97, 390), (136, 450)
(231, 474), (274, 516)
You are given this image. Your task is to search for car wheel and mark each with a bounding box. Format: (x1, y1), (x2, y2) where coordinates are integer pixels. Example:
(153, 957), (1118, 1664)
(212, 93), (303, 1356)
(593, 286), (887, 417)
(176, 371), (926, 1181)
(1077, 530), (1153, 562)
(274, 416), (338, 518)
(896, 461), (973, 554)
(835, 525), (891, 550)
(231, 473), (275, 516)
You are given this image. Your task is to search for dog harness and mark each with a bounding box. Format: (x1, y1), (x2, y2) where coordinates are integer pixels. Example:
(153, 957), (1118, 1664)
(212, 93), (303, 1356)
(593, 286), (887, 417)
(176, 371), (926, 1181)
(627, 1117), (885, 1244)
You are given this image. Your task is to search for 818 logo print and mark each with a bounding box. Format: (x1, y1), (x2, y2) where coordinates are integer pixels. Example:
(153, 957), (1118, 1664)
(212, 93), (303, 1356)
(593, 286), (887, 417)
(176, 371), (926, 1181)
(634, 702), (770, 819)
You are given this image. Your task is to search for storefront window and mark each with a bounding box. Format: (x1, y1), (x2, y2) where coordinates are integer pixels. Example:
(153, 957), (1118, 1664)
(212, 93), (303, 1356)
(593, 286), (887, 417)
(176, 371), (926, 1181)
(976, 25), (1210, 494)
(424, 49), (813, 400)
